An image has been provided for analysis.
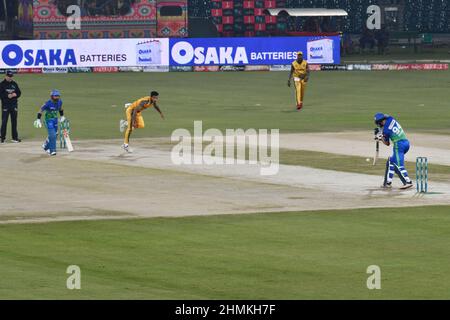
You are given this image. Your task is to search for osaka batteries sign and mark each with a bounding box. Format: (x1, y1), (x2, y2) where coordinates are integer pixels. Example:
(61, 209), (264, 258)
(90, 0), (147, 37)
(0, 38), (169, 68)
(169, 36), (340, 66)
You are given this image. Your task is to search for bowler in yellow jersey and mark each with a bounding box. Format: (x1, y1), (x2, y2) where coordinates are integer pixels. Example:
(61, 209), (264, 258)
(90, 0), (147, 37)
(287, 51), (310, 110)
(119, 91), (164, 153)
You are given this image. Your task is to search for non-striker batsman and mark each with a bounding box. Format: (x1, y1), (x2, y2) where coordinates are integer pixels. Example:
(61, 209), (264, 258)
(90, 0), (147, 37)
(33, 90), (66, 156)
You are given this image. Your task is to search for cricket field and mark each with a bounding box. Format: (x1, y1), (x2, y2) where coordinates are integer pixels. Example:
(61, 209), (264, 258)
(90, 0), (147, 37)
(0, 69), (449, 299)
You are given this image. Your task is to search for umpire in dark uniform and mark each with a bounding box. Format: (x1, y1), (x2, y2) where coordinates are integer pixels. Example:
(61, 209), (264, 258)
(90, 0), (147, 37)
(0, 70), (22, 143)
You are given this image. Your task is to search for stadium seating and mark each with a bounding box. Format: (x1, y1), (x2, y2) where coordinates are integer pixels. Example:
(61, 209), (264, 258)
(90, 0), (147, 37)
(207, 0), (287, 37)
(188, 0), (450, 36)
(189, 0), (211, 18)
(404, 0), (449, 33)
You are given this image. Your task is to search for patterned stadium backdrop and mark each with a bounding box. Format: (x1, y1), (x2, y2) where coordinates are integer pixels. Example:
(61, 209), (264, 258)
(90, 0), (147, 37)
(157, 1), (188, 37)
(18, 0), (34, 39)
(33, 0), (187, 39)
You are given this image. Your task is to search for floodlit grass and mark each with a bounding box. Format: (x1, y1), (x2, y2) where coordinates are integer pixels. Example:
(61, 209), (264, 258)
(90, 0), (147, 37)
(1, 206), (450, 299)
(13, 70), (450, 141)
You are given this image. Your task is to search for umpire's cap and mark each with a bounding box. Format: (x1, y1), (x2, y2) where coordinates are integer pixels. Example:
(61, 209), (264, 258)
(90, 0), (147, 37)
(5, 70), (14, 77)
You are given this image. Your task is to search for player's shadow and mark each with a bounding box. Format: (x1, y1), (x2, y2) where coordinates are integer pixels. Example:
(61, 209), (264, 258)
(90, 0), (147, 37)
(20, 155), (50, 163)
(365, 187), (394, 197)
(110, 154), (147, 162)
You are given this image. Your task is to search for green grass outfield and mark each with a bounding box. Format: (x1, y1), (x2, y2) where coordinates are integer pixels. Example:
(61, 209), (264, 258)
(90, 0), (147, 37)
(12, 69), (450, 141)
(1, 206), (450, 299)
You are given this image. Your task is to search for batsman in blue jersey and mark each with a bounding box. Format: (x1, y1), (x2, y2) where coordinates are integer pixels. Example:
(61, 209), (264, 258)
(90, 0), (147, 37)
(374, 113), (413, 190)
(33, 90), (65, 156)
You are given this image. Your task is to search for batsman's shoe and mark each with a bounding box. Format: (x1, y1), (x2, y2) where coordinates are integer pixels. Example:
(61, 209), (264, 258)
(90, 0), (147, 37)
(122, 143), (133, 153)
(400, 181), (413, 190)
(119, 120), (128, 133)
(380, 182), (392, 189)
(11, 139), (21, 143)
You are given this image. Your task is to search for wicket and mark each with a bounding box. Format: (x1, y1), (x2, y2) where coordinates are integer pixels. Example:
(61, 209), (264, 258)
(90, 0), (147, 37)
(415, 157), (428, 193)
(59, 119), (70, 149)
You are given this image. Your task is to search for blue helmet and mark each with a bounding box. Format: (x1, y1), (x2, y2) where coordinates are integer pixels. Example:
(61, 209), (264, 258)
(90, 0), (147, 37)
(50, 89), (61, 97)
(374, 113), (387, 126)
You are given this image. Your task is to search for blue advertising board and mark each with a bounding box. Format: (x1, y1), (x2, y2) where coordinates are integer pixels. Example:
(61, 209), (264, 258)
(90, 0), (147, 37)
(169, 36), (340, 66)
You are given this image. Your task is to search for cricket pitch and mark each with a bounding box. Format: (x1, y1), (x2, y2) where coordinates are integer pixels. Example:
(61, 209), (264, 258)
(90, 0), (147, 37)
(1, 132), (449, 224)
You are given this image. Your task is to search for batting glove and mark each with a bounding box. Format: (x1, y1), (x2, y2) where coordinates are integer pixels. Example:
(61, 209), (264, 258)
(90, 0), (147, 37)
(33, 119), (42, 128)
(60, 116), (66, 123)
(375, 133), (383, 141)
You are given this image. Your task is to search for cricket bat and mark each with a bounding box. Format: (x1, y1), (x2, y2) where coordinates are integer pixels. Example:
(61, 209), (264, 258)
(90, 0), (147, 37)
(373, 140), (379, 166)
(62, 128), (74, 152)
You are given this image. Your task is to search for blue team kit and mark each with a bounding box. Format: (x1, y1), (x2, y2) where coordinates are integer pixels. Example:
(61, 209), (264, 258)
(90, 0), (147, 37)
(375, 113), (413, 188)
(40, 91), (63, 154)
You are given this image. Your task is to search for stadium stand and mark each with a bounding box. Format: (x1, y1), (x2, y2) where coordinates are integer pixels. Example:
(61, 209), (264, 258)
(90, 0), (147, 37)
(189, 0), (450, 37)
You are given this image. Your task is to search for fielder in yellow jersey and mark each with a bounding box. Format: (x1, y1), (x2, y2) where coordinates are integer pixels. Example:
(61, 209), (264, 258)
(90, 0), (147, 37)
(120, 91), (164, 153)
(287, 51), (310, 110)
